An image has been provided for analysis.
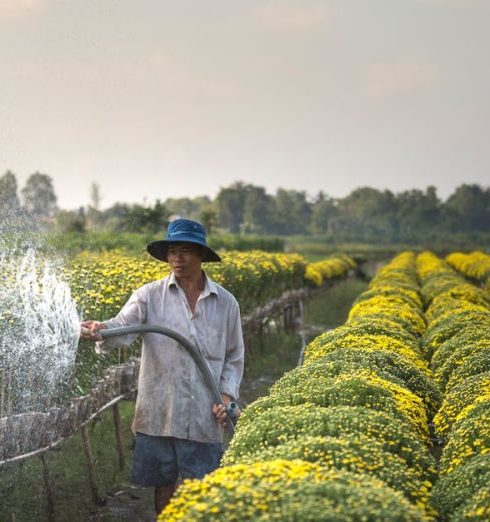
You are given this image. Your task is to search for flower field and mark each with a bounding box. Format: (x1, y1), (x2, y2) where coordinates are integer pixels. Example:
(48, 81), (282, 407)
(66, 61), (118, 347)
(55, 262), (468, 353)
(63, 249), (354, 393)
(158, 250), (490, 521)
(64, 250), (354, 320)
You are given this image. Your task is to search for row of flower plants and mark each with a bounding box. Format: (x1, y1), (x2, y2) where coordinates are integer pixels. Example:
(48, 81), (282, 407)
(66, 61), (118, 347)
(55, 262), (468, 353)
(445, 251), (490, 292)
(64, 249), (355, 394)
(64, 250), (355, 320)
(158, 252), (441, 521)
(416, 251), (490, 521)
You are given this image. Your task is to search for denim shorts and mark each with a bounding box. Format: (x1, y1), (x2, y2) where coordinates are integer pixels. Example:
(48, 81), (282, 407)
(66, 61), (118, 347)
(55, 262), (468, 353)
(130, 432), (223, 487)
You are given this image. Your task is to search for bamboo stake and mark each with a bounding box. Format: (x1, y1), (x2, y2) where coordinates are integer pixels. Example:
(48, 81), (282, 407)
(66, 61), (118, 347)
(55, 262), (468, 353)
(40, 453), (55, 519)
(81, 425), (104, 505)
(7, 369), (12, 415)
(1, 367), (4, 418)
(112, 403), (125, 470)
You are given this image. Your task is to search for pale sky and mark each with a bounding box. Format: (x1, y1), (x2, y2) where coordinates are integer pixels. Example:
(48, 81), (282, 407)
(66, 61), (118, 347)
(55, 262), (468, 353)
(1, 0), (489, 209)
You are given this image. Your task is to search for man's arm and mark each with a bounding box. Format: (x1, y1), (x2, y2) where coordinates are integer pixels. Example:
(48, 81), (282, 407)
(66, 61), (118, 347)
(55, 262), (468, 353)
(80, 288), (147, 353)
(218, 300), (245, 401)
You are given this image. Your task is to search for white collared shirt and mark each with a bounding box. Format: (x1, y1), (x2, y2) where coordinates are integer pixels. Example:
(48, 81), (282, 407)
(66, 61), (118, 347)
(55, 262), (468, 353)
(97, 271), (244, 443)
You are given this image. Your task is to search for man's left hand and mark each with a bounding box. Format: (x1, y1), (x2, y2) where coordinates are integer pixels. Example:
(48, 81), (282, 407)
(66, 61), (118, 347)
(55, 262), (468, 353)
(213, 394), (233, 426)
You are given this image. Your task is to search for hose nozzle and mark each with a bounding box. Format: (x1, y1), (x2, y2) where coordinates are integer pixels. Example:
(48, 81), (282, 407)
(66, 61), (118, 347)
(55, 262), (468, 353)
(226, 402), (239, 424)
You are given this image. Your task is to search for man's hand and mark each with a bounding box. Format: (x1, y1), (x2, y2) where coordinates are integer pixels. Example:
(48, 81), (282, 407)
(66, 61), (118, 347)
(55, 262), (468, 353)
(80, 320), (107, 342)
(212, 394), (240, 426)
(212, 393), (231, 426)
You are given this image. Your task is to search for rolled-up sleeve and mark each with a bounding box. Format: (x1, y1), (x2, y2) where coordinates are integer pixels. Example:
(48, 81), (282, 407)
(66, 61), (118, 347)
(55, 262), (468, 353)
(95, 288), (147, 354)
(219, 301), (244, 400)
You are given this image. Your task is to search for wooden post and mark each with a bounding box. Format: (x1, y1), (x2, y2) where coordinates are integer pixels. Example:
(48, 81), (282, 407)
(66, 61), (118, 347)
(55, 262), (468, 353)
(283, 304), (292, 333)
(40, 454), (55, 519)
(1, 367), (4, 418)
(81, 425), (104, 505)
(112, 403), (125, 470)
(7, 369), (12, 415)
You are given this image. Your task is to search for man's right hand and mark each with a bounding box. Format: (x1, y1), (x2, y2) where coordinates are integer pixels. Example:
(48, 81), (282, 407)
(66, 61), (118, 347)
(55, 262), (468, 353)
(80, 320), (107, 341)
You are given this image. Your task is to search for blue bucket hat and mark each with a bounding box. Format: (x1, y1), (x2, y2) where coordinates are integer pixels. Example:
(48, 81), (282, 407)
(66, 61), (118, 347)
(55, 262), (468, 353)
(147, 218), (221, 263)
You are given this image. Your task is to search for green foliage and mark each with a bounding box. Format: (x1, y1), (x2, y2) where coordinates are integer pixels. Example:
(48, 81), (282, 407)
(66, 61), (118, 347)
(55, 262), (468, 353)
(452, 487), (490, 521)
(44, 230), (286, 255)
(207, 233), (285, 252)
(0, 402), (136, 521)
(438, 399), (490, 475)
(432, 454), (490, 520)
(44, 230), (155, 255)
(445, 348), (490, 392)
(302, 278), (368, 328)
(434, 372), (490, 442)
(96, 200), (169, 234)
(0, 170), (20, 213)
(54, 209), (87, 234)
(423, 311), (490, 360)
(21, 172), (58, 219)
(434, 342), (490, 392)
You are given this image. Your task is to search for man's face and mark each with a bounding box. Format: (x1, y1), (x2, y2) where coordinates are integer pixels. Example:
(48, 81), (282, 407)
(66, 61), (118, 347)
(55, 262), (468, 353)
(167, 242), (203, 278)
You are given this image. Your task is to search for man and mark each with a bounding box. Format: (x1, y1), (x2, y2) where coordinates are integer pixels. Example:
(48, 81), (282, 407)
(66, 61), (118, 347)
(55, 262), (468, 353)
(80, 218), (244, 514)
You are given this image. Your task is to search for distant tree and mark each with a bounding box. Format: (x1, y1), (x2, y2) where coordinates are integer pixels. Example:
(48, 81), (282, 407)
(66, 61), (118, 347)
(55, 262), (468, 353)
(216, 182), (247, 233)
(199, 204), (218, 234)
(164, 196), (211, 221)
(396, 187), (441, 241)
(336, 187), (398, 242)
(101, 200), (169, 234)
(55, 208), (87, 233)
(270, 189), (312, 235)
(21, 172), (58, 219)
(309, 192), (337, 234)
(242, 185), (273, 233)
(89, 182), (102, 211)
(445, 184), (490, 232)
(86, 182), (103, 231)
(0, 170), (21, 214)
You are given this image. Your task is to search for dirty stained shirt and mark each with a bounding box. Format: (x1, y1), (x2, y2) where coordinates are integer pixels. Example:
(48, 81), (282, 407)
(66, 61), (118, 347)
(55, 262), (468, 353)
(96, 271), (244, 443)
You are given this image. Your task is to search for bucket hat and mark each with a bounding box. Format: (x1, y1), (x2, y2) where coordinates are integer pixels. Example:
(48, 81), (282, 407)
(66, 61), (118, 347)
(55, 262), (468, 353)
(147, 218), (221, 262)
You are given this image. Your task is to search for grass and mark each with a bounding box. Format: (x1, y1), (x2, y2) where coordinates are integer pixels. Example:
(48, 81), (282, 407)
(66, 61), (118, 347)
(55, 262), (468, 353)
(0, 401), (135, 522)
(303, 278), (369, 332)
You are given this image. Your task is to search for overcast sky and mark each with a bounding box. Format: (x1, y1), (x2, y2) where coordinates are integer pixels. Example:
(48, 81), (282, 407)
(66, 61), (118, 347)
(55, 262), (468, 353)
(1, 0), (489, 210)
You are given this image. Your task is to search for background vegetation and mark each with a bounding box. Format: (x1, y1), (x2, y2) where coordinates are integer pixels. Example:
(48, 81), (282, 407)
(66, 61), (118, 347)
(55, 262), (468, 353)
(1, 171), (488, 252)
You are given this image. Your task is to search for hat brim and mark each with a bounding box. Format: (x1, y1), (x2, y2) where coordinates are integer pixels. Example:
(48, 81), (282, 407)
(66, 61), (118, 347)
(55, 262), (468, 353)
(147, 240), (221, 263)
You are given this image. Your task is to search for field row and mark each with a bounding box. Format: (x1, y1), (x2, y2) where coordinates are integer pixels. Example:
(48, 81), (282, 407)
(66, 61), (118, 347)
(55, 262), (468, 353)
(446, 251), (490, 291)
(65, 250), (355, 319)
(159, 251), (490, 521)
(417, 252), (490, 521)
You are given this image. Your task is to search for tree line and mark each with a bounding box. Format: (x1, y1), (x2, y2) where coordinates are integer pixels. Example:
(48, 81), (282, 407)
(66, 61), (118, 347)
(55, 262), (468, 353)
(1, 171), (488, 244)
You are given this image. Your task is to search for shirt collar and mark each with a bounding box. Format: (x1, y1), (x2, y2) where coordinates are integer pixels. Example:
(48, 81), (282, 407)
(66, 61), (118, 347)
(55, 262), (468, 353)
(168, 271), (218, 297)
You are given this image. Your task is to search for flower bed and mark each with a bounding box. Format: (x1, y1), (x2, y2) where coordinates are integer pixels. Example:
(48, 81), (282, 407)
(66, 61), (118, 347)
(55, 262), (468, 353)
(446, 251), (490, 291)
(160, 252), (439, 520)
(65, 250), (354, 319)
(158, 460), (429, 522)
(416, 251), (490, 520)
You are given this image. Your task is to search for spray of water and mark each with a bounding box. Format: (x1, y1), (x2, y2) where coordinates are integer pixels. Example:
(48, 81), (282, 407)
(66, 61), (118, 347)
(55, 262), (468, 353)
(0, 211), (80, 415)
